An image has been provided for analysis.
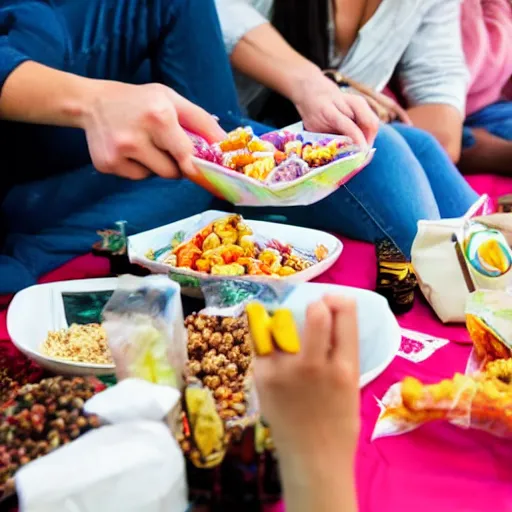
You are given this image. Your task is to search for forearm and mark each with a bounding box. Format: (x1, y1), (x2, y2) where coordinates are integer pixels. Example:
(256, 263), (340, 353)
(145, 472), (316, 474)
(230, 23), (324, 104)
(279, 450), (358, 512)
(0, 61), (98, 128)
(407, 104), (463, 163)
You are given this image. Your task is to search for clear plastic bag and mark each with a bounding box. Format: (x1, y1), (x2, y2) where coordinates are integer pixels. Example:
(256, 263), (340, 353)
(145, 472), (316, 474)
(102, 275), (187, 388)
(200, 278), (295, 317)
(373, 367), (512, 440)
(373, 289), (512, 441)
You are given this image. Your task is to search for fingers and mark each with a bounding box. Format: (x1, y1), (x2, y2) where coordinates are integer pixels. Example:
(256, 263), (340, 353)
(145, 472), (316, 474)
(322, 296), (359, 372)
(300, 300), (333, 367)
(132, 143), (181, 179)
(392, 104), (413, 125)
(171, 93), (226, 144)
(376, 93), (412, 126)
(148, 106), (198, 178)
(109, 159), (152, 180)
(344, 96), (379, 147)
(326, 106), (368, 147)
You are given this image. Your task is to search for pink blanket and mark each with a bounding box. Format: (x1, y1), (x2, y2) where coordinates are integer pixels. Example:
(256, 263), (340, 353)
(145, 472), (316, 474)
(2, 173), (511, 512)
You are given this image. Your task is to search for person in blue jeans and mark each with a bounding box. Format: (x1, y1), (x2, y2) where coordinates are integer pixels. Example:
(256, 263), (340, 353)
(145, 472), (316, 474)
(459, 101), (512, 176)
(0, 0), (477, 295)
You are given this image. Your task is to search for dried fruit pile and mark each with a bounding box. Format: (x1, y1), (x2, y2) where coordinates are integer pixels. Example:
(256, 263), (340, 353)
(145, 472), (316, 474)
(0, 376), (103, 499)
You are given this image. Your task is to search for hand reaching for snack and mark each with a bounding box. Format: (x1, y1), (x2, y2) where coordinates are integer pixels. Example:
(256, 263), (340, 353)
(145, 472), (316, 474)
(248, 296), (360, 512)
(81, 82), (226, 180)
(292, 75), (379, 147)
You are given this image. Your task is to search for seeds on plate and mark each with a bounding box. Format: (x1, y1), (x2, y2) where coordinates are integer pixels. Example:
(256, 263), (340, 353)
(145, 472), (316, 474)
(41, 323), (113, 365)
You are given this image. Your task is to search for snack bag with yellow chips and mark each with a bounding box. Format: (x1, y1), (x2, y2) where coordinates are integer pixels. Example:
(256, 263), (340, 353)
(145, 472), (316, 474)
(373, 289), (512, 441)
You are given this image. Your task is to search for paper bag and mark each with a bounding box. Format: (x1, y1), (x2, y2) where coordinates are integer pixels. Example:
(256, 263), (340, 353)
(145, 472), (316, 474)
(411, 196), (512, 323)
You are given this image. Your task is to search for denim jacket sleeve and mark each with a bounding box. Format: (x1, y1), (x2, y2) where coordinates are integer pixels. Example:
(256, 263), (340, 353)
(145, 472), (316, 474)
(0, 11), (30, 95)
(214, 0), (272, 54)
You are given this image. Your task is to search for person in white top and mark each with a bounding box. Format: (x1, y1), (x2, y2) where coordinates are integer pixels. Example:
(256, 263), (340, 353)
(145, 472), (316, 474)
(215, 0), (478, 258)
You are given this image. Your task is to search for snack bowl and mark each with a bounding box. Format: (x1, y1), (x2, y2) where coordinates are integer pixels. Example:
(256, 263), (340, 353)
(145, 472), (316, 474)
(128, 211), (343, 298)
(7, 278), (118, 376)
(279, 283), (401, 388)
(188, 128), (374, 207)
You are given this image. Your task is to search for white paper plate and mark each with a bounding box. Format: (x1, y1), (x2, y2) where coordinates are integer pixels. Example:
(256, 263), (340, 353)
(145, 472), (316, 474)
(279, 283), (401, 388)
(7, 278), (399, 386)
(128, 210), (343, 298)
(7, 278), (118, 376)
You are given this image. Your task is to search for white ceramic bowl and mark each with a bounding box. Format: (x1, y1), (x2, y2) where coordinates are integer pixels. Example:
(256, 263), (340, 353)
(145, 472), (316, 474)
(7, 278), (399, 386)
(128, 210), (343, 298)
(7, 278), (118, 376)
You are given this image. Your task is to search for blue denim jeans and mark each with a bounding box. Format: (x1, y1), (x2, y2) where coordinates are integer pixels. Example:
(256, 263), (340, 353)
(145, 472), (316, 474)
(0, 0), (478, 293)
(462, 101), (512, 148)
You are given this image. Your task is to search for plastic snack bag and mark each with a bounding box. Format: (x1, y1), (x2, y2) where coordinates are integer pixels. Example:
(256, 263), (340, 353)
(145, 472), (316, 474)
(373, 289), (512, 441)
(372, 365), (512, 440)
(465, 289), (512, 373)
(102, 275), (187, 388)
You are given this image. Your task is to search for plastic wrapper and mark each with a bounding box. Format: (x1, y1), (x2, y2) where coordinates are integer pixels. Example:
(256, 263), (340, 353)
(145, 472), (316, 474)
(176, 279), (290, 473)
(460, 221), (512, 290)
(373, 366), (512, 440)
(373, 289), (512, 440)
(102, 275), (187, 388)
(200, 278), (295, 318)
(465, 289), (512, 373)
(189, 127), (374, 207)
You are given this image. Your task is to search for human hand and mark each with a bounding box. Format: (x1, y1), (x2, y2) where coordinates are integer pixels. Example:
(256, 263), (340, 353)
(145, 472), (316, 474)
(292, 76), (379, 147)
(348, 87), (412, 125)
(80, 81), (225, 180)
(252, 296), (360, 463)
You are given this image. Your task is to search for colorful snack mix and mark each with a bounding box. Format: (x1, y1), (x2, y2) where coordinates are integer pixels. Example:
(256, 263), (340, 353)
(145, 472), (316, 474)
(266, 155), (310, 184)
(159, 214), (327, 278)
(189, 127), (359, 185)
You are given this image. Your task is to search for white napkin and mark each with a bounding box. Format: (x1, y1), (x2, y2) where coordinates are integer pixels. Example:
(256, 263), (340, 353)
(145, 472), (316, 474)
(84, 378), (180, 423)
(16, 380), (187, 512)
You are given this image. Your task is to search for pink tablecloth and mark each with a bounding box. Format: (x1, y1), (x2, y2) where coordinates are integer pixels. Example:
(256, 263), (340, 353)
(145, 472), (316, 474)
(3, 173), (511, 512)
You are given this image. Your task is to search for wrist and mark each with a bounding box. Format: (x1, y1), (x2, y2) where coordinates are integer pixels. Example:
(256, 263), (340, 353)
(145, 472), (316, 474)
(279, 451), (357, 512)
(59, 74), (104, 129)
(287, 64), (326, 105)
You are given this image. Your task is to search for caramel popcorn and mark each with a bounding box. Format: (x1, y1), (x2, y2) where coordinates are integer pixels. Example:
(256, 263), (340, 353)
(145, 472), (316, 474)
(185, 313), (253, 421)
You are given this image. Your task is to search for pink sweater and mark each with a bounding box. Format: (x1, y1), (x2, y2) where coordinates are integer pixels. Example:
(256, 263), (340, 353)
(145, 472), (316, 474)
(462, 0), (512, 116)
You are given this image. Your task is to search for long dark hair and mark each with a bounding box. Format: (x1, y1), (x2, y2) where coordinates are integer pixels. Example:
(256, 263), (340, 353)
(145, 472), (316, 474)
(255, 0), (330, 127)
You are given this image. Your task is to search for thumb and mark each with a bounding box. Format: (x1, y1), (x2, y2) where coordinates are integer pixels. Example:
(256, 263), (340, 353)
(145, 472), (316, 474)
(171, 93), (226, 143)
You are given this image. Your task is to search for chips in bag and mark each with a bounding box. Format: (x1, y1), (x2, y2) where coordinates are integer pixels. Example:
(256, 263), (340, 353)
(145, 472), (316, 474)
(373, 289), (512, 440)
(102, 275), (187, 388)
